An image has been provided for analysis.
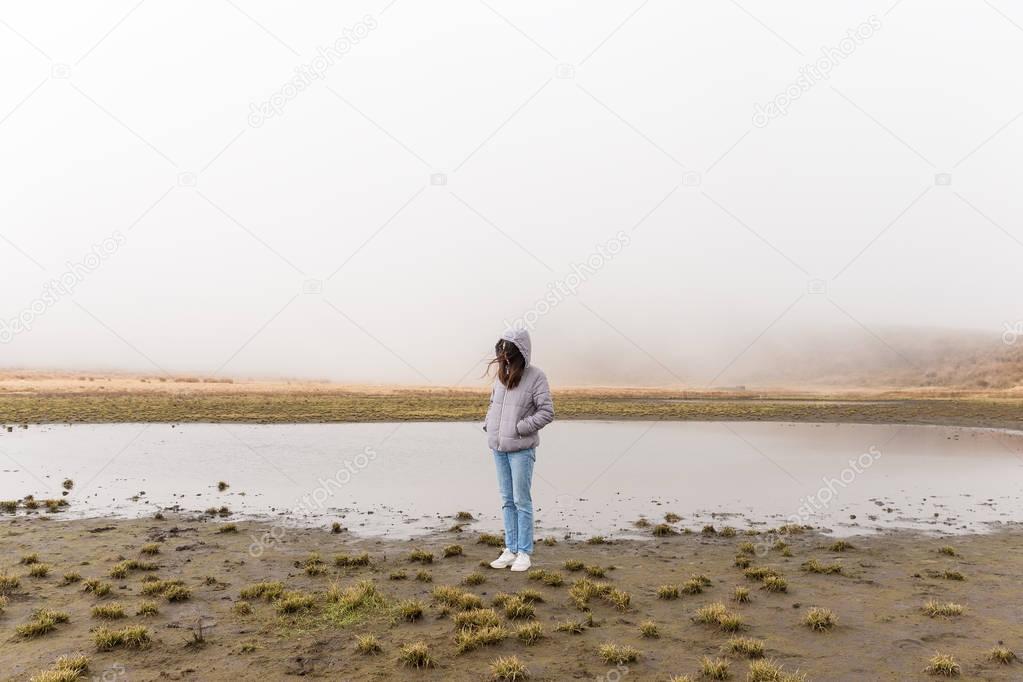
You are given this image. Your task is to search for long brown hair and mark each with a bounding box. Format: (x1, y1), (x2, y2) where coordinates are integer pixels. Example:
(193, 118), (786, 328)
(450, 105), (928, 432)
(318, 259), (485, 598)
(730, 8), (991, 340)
(486, 339), (525, 389)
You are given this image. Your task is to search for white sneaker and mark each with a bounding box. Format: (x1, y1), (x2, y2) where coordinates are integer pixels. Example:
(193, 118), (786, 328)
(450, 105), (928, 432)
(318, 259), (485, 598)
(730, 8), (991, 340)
(490, 549), (517, 569)
(510, 553), (531, 572)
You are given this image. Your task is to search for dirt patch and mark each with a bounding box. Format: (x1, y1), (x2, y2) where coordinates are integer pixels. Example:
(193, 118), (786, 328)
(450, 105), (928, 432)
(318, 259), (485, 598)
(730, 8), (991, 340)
(2, 516), (1021, 680)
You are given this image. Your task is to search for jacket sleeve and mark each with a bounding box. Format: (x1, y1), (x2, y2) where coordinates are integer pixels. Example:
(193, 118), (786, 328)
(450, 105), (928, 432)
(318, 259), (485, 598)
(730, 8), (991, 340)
(516, 372), (554, 436)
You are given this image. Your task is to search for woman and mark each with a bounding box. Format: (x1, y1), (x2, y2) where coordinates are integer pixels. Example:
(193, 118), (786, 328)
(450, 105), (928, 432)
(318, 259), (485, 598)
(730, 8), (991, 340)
(483, 328), (554, 571)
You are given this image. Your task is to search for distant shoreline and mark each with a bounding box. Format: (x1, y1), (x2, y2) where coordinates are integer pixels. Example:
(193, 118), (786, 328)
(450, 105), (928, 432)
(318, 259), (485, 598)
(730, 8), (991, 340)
(2, 392), (1022, 431)
(1, 371), (1020, 428)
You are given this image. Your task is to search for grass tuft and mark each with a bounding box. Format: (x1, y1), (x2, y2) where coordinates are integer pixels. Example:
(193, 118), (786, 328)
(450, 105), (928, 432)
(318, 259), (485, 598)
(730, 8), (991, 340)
(503, 595), (535, 620)
(694, 602), (745, 632)
(555, 619), (586, 634)
(239, 580), (285, 601)
(82, 579), (112, 597)
(0, 572), (21, 595)
(275, 590), (316, 614)
(699, 656), (730, 679)
(527, 569), (564, 587)
(732, 586), (751, 603)
(747, 659), (808, 681)
(395, 598), (425, 622)
(640, 620), (659, 638)
(802, 607), (836, 631)
(28, 563), (51, 578)
(463, 571), (486, 586)
(93, 625), (151, 651)
(28, 654), (91, 682)
(454, 607), (500, 631)
(743, 567), (779, 582)
(163, 584), (192, 602)
(356, 634), (382, 655)
(443, 544), (464, 557)
(658, 584), (680, 600)
(598, 643), (639, 665)
(489, 655), (528, 681)
(724, 636), (764, 659)
(324, 580), (386, 626)
(515, 621), (544, 644)
(922, 601), (963, 618)
(478, 533), (504, 547)
(137, 600), (160, 616)
(801, 559), (842, 575)
(693, 602), (729, 624)
(431, 585), (483, 611)
(334, 552), (371, 567)
(91, 603), (126, 619)
(828, 540), (853, 552)
(409, 549), (434, 564)
(17, 609), (71, 638)
(925, 653), (960, 677)
(455, 625), (507, 653)
(988, 646), (1016, 664)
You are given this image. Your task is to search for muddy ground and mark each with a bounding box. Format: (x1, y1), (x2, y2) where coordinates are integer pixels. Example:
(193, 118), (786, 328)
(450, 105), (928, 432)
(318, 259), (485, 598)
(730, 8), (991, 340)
(2, 515), (1021, 681)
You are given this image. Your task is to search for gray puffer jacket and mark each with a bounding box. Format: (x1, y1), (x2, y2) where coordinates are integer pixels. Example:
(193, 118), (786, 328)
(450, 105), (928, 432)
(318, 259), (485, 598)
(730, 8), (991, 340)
(483, 328), (555, 452)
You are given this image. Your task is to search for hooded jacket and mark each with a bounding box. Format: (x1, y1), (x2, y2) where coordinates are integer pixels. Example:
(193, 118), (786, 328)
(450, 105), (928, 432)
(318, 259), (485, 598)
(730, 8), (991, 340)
(483, 328), (555, 452)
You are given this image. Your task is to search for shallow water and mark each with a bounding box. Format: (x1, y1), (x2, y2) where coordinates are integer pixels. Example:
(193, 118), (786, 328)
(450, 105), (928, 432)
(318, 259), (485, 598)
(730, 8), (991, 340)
(1, 421), (1021, 537)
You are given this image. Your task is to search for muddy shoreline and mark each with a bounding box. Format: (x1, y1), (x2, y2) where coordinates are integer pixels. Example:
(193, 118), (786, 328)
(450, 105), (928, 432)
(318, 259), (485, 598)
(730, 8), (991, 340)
(2, 515), (1021, 681)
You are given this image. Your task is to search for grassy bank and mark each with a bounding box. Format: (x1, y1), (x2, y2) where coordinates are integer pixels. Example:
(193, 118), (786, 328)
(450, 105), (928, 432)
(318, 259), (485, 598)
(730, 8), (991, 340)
(1, 391), (1022, 429)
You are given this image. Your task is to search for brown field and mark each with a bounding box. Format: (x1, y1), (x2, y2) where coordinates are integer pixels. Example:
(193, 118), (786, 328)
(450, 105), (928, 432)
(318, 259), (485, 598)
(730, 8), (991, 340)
(2, 516), (1021, 681)
(1, 371), (1021, 429)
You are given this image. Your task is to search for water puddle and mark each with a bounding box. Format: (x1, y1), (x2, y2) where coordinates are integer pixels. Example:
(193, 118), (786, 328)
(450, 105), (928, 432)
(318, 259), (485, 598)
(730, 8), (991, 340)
(1, 421), (1021, 538)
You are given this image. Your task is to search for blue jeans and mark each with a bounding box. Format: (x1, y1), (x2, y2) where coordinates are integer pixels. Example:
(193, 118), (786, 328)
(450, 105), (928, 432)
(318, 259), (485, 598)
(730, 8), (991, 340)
(493, 448), (535, 555)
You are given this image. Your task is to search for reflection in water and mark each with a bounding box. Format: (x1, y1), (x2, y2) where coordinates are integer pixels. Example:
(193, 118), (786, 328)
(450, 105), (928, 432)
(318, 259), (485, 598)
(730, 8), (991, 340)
(1, 421), (1021, 537)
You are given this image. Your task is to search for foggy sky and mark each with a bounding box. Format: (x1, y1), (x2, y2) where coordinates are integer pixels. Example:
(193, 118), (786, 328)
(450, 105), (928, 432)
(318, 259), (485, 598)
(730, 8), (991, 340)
(2, 0), (1022, 387)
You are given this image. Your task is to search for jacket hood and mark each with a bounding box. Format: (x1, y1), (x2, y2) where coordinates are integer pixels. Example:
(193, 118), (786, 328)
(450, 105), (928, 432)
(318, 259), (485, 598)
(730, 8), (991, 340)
(500, 328), (532, 367)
